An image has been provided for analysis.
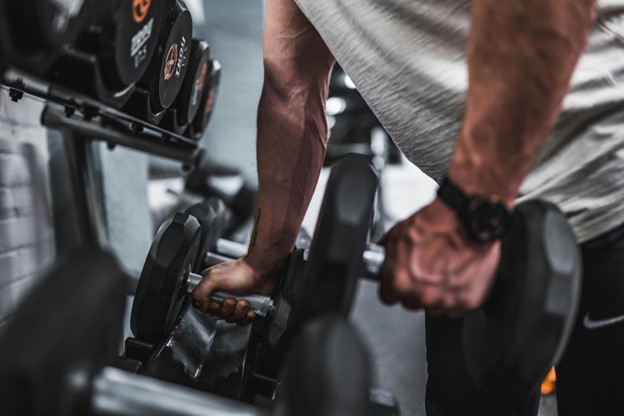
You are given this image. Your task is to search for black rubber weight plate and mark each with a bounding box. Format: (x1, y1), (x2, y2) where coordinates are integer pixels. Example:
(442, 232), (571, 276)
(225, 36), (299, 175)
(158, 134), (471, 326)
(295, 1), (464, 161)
(0, 249), (127, 416)
(291, 155), (379, 330)
(114, 0), (166, 85)
(157, 2), (193, 109)
(175, 39), (210, 126)
(191, 59), (221, 137)
(463, 200), (581, 396)
(185, 198), (228, 273)
(131, 212), (201, 343)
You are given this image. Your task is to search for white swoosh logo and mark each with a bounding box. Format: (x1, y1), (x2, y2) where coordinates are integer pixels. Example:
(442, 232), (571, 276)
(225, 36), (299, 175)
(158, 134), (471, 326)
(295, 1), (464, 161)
(583, 313), (624, 330)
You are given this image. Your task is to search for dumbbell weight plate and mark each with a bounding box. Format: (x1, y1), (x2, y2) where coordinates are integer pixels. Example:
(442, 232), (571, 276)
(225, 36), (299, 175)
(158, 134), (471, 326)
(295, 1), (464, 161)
(131, 212), (202, 343)
(185, 197), (229, 273)
(140, 0), (193, 112)
(0, 249), (127, 416)
(463, 201), (581, 395)
(172, 39), (211, 126)
(76, 0), (165, 89)
(188, 59), (221, 139)
(289, 155), (379, 330)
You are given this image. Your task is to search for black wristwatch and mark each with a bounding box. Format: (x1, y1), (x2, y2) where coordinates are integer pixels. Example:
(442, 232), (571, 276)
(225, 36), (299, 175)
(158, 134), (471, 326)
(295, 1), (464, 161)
(437, 177), (512, 243)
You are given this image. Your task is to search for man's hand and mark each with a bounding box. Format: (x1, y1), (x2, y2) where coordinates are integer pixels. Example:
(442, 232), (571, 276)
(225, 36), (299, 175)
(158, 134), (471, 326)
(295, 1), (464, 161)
(379, 198), (501, 316)
(192, 258), (279, 324)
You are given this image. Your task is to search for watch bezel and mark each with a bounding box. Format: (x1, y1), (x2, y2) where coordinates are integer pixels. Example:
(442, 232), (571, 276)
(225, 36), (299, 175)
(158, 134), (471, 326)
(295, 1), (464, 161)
(464, 196), (512, 242)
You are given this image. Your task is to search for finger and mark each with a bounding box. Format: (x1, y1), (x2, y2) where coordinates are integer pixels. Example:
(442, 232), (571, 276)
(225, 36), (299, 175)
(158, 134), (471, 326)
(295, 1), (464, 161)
(226, 300), (251, 323)
(238, 310), (256, 326)
(192, 273), (221, 311)
(400, 296), (423, 310)
(207, 301), (221, 314)
(379, 255), (400, 304)
(215, 298), (237, 319)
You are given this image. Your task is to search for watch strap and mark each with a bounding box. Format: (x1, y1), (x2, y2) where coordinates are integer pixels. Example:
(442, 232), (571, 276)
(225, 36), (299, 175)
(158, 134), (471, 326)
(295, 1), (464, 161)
(437, 177), (470, 214)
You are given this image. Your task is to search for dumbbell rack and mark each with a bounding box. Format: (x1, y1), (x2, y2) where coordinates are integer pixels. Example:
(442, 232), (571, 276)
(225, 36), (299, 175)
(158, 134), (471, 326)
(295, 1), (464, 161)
(1, 72), (205, 250)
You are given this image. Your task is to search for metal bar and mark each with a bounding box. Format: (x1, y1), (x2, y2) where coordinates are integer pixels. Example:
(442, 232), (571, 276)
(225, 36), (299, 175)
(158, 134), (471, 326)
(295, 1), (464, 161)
(212, 238), (385, 282)
(92, 367), (265, 416)
(215, 239), (249, 259)
(61, 129), (108, 248)
(42, 106), (205, 166)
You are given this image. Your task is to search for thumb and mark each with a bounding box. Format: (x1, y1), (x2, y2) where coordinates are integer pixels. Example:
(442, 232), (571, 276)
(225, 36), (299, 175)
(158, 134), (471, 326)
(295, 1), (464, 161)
(191, 267), (222, 311)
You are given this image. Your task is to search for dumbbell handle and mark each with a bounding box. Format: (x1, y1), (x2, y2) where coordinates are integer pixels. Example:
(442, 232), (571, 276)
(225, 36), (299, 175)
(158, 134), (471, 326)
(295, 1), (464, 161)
(188, 273), (275, 318)
(92, 366), (266, 416)
(211, 239), (385, 281)
(190, 243), (385, 316)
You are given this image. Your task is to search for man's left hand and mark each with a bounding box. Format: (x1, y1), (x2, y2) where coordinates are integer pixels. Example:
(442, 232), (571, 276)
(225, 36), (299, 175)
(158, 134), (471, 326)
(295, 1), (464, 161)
(379, 198), (501, 316)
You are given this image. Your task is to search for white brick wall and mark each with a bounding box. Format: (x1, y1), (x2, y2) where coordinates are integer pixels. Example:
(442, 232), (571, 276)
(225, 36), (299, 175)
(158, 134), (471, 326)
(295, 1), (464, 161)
(0, 92), (56, 331)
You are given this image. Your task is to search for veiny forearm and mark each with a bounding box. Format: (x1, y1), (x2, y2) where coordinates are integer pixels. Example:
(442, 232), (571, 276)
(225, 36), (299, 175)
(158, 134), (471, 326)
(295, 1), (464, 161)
(449, 0), (597, 204)
(246, 78), (330, 273)
(245, 0), (334, 274)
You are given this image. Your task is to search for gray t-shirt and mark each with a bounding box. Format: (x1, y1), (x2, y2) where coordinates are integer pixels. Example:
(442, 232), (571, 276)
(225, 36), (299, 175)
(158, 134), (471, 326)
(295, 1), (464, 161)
(294, 0), (624, 242)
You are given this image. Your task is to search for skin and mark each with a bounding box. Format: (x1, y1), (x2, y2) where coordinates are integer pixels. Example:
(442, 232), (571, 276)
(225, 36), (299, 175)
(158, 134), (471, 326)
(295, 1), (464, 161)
(193, 0), (597, 322)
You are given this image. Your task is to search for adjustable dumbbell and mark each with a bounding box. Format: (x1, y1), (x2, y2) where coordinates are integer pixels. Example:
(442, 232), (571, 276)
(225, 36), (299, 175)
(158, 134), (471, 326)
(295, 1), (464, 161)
(0, 248), (380, 416)
(75, 0), (166, 90)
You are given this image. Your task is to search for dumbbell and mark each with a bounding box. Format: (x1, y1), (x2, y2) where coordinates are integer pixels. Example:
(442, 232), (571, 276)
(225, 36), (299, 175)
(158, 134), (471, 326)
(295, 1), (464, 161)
(207, 200), (582, 396)
(139, 0), (192, 113)
(131, 155), (379, 347)
(0, 248), (379, 416)
(75, 0), (166, 90)
(162, 39), (211, 131)
(133, 153), (582, 399)
(0, 0), (95, 72)
(143, 241), (382, 320)
(187, 59), (221, 139)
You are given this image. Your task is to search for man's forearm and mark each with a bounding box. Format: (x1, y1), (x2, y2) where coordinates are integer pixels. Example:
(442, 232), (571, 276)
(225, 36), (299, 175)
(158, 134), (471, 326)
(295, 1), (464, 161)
(244, 0), (334, 275)
(449, 0), (597, 203)
(246, 77), (331, 274)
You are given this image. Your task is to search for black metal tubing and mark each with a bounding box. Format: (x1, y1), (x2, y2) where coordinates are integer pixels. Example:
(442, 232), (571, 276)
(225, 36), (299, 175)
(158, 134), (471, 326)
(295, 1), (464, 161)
(60, 130), (108, 248)
(42, 106), (205, 166)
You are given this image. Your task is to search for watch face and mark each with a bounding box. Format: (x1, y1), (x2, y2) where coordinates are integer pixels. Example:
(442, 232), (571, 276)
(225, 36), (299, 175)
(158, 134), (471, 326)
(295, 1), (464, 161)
(467, 200), (511, 242)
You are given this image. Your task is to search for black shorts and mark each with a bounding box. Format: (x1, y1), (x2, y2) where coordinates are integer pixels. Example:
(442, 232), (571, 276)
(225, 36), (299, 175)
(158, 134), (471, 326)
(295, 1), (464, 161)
(425, 222), (624, 416)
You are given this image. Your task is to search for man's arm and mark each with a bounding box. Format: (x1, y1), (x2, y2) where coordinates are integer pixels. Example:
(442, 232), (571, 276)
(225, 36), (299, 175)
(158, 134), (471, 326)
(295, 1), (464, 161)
(450, 0), (596, 202)
(380, 0), (596, 314)
(193, 0), (334, 322)
(247, 0), (335, 275)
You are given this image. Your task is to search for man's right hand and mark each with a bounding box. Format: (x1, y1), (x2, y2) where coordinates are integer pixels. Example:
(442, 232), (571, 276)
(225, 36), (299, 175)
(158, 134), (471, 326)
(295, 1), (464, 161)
(191, 258), (280, 325)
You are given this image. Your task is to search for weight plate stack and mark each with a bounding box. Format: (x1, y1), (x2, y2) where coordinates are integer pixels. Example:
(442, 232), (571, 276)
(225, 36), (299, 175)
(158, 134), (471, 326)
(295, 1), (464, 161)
(131, 212), (201, 343)
(173, 39), (211, 127)
(463, 200), (581, 396)
(188, 59), (221, 139)
(185, 198), (229, 273)
(289, 155), (379, 330)
(141, 0), (193, 113)
(77, 0), (166, 90)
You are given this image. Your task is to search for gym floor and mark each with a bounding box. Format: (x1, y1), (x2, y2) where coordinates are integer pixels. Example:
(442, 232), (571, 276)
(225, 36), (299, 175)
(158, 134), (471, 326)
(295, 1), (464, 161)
(303, 162), (558, 416)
